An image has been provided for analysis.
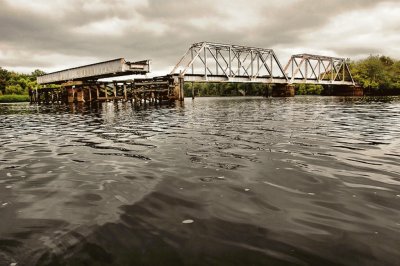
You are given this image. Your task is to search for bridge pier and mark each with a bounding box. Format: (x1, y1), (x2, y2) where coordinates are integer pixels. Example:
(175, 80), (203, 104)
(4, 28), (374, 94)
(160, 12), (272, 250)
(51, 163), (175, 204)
(76, 88), (85, 102)
(173, 76), (184, 101)
(272, 84), (295, 97)
(67, 87), (74, 103)
(332, 85), (363, 96)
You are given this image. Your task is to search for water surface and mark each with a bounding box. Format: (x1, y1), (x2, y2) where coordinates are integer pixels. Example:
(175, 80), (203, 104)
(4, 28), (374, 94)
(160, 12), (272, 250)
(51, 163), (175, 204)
(0, 97), (400, 265)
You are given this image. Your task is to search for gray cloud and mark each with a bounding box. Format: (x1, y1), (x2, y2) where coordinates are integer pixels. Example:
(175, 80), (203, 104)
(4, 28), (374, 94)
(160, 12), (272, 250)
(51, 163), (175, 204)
(0, 0), (399, 74)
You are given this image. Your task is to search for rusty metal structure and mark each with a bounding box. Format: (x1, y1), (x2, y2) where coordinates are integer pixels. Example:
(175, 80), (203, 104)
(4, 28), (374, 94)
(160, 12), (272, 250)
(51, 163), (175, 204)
(34, 42), (361, 104)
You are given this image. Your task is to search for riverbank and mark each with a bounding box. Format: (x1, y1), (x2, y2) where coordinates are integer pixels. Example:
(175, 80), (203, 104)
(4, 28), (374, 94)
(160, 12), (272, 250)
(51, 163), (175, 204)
(0, 95), (29, 103)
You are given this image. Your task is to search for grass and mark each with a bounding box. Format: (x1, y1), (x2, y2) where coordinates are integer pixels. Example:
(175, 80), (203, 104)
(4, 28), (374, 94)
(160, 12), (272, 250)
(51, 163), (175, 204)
(0, 94), (30, 103)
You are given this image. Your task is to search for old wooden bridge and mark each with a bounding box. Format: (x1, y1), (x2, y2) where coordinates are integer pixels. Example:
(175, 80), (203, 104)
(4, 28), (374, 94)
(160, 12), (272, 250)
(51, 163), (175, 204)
(34, 42), (362, 104)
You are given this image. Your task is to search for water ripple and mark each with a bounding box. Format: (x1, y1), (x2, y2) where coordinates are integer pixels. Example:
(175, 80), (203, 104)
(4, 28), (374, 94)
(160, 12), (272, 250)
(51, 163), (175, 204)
(1, 97), (400, 265)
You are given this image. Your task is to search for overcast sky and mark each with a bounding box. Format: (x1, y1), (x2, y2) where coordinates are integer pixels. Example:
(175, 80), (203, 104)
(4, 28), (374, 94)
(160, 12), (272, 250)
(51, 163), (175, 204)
(1, 0), (399, 75)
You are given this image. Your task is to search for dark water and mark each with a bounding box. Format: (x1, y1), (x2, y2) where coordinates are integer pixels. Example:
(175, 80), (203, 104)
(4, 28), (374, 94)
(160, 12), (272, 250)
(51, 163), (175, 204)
(0, 97), (400, 266)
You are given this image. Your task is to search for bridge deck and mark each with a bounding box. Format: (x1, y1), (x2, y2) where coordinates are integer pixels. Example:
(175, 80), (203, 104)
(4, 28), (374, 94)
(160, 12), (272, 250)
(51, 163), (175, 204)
(180, 74), (354, 85)
(37, 58), (150, 85)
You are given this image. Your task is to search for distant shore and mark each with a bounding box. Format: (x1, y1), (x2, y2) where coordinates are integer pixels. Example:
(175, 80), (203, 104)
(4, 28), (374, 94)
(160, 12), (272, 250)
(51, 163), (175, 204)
(0, 95), (29, 103)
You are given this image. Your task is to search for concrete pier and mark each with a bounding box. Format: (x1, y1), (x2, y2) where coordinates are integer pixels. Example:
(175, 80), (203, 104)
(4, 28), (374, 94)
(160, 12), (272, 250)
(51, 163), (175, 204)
(272, 84), (295, 97)
(333, 86), (364, 96)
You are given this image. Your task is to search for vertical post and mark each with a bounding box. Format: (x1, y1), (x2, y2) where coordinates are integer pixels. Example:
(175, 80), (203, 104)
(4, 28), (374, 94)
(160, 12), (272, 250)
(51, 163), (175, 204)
(270, 52), (273, 77)
(216, 49), (219, 75)
(130, 82), (136, 102)
(229, 47), (232, 77)
(113, 83), (117, 98)
(291, 58), (294, 81)
(88, 86), (92, 102)
(318, 60), (321, 82)
(192, 82), (195, 99)
(343, 61), (345, 81)
(179, 76), (184, 101)
(305, 59), (308, 82)
(104, 84), (108, 101)
(204, 45), (207, 80)
(123, 83), (127, 101)
(250, 51), (253, 78)
(96, 86), (100, 100)
(76, 86), (84, 102)
(67, 87), (74, 103)
(331, 59), (334, 82)
(238, 52), (240, 76)
(191, 48), (194, 74)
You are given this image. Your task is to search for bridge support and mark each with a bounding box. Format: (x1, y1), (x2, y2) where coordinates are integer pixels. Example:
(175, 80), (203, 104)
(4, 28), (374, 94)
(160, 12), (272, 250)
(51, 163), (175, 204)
(173, 76), (184, 101)
(67, 87), (75, 103)
(272, 84), (295, 97)
(76, 88), (85, 102)
(333, 85), (363, 96)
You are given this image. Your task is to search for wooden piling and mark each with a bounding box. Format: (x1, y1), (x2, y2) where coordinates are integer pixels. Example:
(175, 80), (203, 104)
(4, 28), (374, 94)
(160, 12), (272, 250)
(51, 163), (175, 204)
(123, 83), (127, 101)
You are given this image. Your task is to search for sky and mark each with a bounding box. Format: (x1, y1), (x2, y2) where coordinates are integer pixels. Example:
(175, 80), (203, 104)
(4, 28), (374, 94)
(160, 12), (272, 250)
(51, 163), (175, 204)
(1, 0), (400, 76)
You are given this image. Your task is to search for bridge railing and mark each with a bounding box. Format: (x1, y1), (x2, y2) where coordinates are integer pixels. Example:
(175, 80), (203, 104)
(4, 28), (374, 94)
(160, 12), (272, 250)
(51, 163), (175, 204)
(170, 42), (288, 83)
(283, 54), (355, 85)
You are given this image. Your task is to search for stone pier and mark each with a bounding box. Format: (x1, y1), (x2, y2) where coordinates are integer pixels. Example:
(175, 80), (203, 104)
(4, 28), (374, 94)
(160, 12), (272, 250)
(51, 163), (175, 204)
(333, 86), (363, 96)
(272, 84), (295, 97)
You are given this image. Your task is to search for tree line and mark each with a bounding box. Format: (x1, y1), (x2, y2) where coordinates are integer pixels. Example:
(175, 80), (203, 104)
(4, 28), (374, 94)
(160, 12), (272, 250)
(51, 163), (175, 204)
(1, 55), (400, 97)
(0, 68), (45, 96)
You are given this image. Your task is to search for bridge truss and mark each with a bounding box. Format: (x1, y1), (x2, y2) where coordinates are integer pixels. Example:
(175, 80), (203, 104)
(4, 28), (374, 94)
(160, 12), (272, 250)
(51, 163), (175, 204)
(284, 54), (355, 85)
(171, 42), (355, 86)
(171, 42), (288, 83)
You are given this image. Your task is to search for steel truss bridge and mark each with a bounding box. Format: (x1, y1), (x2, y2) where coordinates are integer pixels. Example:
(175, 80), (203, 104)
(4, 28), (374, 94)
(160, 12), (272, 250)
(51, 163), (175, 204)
(170, 42), (354, 85)
(35, 41), (359, 104)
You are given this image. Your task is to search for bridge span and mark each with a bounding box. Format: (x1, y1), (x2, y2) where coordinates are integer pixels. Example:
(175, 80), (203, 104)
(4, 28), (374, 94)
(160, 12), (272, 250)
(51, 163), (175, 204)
(34, 42), (362, 104)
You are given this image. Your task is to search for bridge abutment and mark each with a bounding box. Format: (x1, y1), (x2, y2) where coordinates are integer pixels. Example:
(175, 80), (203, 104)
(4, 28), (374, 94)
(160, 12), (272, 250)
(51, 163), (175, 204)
(272, 84), (295, 97)
(332, 85), (363, 96)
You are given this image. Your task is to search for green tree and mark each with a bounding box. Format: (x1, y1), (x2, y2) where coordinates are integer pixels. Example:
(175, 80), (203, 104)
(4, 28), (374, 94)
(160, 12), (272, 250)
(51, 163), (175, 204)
(31, 69), (46, 79)
(5, 84), (24, 95)
(351, 55), (392, 92)
(0, 67), (10, 95)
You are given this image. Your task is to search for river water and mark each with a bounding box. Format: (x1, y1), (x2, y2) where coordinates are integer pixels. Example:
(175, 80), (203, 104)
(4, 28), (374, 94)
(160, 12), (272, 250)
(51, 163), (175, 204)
(0, 96), (399, 266)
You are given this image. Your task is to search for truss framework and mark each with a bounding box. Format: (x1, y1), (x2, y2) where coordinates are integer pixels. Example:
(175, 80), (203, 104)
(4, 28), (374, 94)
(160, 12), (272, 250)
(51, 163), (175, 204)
(170, 42), (288, 83)
(284, 54), (355, 85)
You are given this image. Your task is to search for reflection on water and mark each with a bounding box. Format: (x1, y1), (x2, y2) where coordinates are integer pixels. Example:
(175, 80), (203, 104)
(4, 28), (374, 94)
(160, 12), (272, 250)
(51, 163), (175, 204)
(0, 96), (400, 266)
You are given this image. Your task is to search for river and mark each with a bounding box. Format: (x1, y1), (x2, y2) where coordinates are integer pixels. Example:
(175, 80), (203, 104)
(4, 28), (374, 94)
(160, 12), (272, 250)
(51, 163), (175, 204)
(0, 96), (399, 265)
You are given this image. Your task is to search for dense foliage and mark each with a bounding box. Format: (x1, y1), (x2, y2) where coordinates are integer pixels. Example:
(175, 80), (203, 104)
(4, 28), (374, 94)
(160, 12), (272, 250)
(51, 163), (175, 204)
(0, 68), (45, 96)
(350, 55), (400, 95)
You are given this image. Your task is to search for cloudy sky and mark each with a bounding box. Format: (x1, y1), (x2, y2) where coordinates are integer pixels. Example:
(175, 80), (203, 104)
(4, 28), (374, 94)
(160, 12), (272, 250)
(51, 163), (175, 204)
(1, 0), (399, 75)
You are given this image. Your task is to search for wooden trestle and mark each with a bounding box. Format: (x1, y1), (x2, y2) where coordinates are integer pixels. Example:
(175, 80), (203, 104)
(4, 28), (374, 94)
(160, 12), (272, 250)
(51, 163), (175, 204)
(31, 75), (184, 104)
